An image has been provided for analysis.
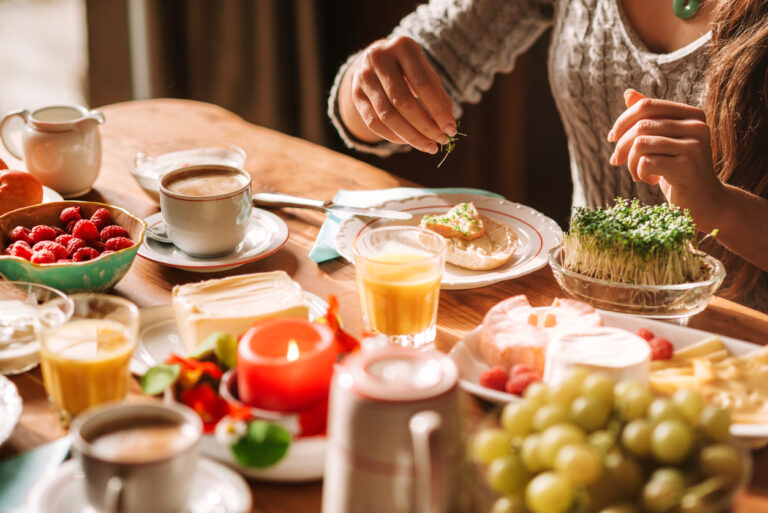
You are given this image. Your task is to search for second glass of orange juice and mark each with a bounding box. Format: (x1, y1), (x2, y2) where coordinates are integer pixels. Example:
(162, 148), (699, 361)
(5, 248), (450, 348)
(35, 294), (139, 425)
(354, 226), (446, 348)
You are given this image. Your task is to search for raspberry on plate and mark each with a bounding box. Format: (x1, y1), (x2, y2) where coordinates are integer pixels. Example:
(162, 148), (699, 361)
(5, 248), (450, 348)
(72, 247), (100, 262)
(648, 337), (674, 361)
(99, 225), (129, 242)
(32, 241), (68, 260)
(105, 237), (135, 251)
(10, 241), (33, 260)
(479, 366), (509, 392)
(10, 226), (31, 244)
(30, 249), (57, 264)
(505, 371), (541, 396)
(89, 240), (106, 252)
(59, 206), (82, 225)
(66, 237), (86, 256)
(636, 327), (655, 341)
(72, 220), (99, 241)
(90, 208), (113, 231)
(66, 220), (78, 234)
(29, 225), (57, 244)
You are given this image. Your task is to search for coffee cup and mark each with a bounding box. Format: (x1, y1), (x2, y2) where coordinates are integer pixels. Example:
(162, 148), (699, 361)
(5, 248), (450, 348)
(72, 402), (202, 513)
(159, 164), (252, 257)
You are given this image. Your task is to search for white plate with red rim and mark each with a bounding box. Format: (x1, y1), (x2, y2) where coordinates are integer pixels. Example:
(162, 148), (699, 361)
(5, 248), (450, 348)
(131, 297), (329, 482)
(137, 209), (288, 272)
(448, 310), (768, 442)
(334, 193), (563, 290)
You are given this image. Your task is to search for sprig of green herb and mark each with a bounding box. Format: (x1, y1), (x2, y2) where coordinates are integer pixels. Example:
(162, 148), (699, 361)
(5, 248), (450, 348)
(437, 121), (467, 167)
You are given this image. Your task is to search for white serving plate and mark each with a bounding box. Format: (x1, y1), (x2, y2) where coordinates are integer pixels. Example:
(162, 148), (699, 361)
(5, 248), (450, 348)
(335, 193), (563, 290)
(42, 186), (63, 203)
(130, 296), (329, 482)
(448, 310), (767, 441)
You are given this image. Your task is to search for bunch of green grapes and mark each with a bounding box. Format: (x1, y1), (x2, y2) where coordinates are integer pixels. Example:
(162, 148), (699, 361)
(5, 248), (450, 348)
(469, 369), (745, 513)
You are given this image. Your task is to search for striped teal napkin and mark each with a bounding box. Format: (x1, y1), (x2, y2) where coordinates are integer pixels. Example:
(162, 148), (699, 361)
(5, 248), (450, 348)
(309, 187), (503, 263)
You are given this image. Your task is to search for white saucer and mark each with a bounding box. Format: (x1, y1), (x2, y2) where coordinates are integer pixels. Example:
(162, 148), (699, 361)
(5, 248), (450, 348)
(137, 210), (289, 272)
(27, 458), (252, 513)
(0, 375), (22, 447)
(42, 186), (64, 203)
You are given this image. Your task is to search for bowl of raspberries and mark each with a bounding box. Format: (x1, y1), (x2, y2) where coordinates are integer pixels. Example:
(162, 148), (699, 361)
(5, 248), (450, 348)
(0, 201), (147, 293)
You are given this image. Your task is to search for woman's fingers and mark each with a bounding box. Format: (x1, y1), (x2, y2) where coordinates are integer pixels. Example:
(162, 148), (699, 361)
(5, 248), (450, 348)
(626, 135), (692, 183)
(608, 97), (706, 142)
(355, 61), (437, 152)
(367, 46), (450, 145)
(349, 81), (405, 144)
(391, 37), (457, 136)
(636, 155), (677, 186)
(610, 118), (710, 165)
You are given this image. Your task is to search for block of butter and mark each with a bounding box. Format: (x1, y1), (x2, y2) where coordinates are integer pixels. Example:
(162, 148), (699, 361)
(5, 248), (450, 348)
(172, 271), (309, 350)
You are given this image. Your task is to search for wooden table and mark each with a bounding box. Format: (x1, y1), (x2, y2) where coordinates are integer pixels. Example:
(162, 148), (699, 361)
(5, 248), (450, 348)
(3, 99), (768, 512)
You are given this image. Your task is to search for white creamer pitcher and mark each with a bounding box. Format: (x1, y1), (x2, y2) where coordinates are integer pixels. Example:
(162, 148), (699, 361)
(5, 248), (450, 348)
(0, 105), (105, 197)
(322, 342), (463, 513)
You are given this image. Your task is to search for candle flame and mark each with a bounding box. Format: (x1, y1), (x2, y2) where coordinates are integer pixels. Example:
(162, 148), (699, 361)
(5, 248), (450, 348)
(286, 340), (300, 362)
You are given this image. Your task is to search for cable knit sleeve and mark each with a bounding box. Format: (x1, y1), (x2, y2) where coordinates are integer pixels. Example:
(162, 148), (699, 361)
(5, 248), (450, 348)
(328, 0), (555, 156)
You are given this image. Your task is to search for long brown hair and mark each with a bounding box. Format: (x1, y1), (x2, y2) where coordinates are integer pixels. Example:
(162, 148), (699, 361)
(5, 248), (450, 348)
(703, 0), (768, 298)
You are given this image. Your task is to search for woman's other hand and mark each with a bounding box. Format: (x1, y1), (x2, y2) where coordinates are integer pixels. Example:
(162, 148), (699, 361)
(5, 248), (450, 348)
(338, 36), (457, 154)
(607, 89), (725, 232)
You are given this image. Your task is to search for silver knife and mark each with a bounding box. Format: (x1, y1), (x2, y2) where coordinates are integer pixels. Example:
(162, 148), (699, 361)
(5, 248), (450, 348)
(252, 192), (412, 220)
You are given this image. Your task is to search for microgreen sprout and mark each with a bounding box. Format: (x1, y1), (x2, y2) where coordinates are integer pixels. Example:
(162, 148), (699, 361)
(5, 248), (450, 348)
(437, 121), (467, 167)
(562, 198), (714, 285)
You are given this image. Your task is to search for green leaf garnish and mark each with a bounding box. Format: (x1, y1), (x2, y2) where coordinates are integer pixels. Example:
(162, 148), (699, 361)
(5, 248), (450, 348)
(213, 333), (238, 370)
(230, 420), (292, 468)
(437, 121), (467, 168)
(140, 363), (180, 395)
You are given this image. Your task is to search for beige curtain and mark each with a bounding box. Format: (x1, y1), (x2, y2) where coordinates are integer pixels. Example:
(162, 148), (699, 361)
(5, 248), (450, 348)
(141, 0), (327, 145)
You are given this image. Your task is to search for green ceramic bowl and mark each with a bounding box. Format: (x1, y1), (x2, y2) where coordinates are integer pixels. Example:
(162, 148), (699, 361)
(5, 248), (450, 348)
(0, 201), (147, 293)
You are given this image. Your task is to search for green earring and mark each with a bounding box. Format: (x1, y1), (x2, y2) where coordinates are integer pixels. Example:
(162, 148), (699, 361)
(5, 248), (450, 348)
(673, 0), (701, 19)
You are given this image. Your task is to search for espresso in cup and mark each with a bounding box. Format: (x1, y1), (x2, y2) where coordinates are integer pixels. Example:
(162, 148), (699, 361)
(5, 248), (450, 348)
(73, 403), (202, 513)
(159, 164), (252, 257)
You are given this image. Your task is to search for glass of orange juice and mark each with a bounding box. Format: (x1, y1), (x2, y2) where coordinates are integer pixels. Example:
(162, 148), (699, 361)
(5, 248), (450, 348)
(35, 294), (139, 425)
(354, 226), (446, 348)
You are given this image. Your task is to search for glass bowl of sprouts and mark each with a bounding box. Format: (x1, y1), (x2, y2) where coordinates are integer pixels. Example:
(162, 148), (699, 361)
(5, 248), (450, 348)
(549, 199), (726, 320)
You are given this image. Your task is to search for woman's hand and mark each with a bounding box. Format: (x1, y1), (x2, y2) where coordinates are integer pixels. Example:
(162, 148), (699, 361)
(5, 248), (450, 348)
(338, 36), (457, 153)
(608, 89), (726, 232)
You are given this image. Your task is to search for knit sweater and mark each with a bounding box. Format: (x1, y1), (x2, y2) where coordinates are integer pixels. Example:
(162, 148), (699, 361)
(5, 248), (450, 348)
(327, 0), (768, 313)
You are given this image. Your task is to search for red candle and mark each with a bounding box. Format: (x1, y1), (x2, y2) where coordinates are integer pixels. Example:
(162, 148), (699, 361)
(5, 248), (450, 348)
(237, 318), (336, 412)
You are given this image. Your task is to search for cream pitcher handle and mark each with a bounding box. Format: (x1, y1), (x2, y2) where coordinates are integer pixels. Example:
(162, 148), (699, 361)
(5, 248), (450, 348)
(0, 108), (29, 160)
(410, 410), (443, 513)
(104, 476), (124, 513)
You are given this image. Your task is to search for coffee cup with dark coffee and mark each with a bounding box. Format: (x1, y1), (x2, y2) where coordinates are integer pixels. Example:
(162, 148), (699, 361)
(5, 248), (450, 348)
(159, 164), (252, 257)
(72, 402), (202, 513)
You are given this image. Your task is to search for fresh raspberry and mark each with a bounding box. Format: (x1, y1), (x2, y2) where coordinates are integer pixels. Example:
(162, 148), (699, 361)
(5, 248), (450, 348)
(30, 249), (56, 264)
(55, 234), (75, 246)
(32, 241), (68, 260)
(479, 366), (509, 392)
(66, 237), (86, 256)
(506, 371), (541, 396)
(66, 220), (78, 234)
(105, 237), (134, 251)
(72, 220), (99, 241)
(72, 247), (99, 262)
(10, 226), (31, 244)
(637, 328), (655, 342)
(10, 241), (33, 260)
(29, 225), (57, 244)
(89, 240), (106, 252)
(648, 337), (674, 361)
(90, 208), (113, 231)
(100, 250), (114, 257)
(3, 245), (11, 255)
(59, 206), (82, 225)
(99, 225), (129, 242)
(52, 227), (65, 237)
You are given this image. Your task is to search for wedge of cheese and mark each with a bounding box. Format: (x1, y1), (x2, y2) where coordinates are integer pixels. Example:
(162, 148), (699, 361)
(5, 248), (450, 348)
(544, 327), (651, 386)
(172, 271), (309, 350)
